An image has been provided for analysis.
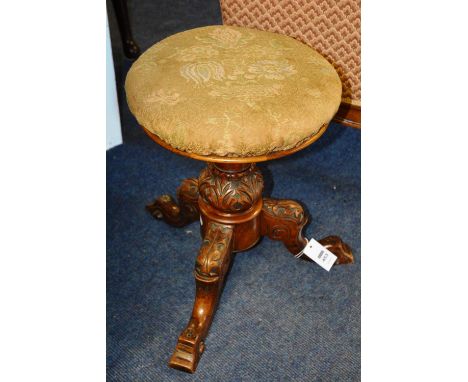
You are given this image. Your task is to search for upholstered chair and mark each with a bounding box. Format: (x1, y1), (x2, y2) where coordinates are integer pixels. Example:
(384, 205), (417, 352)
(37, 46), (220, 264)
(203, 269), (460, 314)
(219, 0), (361, 127)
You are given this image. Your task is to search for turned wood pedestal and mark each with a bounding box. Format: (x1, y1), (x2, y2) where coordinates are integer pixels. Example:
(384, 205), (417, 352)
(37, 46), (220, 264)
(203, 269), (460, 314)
(146, 161), (353, 373)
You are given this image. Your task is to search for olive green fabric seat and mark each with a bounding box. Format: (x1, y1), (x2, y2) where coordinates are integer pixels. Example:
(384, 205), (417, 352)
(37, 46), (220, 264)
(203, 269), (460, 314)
(125, 25), (342, 157)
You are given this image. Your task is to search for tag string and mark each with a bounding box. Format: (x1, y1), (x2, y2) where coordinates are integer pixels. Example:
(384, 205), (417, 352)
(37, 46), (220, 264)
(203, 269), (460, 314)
(294, 238), (308, 259)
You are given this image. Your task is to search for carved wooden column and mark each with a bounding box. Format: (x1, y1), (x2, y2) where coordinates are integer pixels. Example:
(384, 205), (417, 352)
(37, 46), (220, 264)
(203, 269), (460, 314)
(198, 163), (264, 252)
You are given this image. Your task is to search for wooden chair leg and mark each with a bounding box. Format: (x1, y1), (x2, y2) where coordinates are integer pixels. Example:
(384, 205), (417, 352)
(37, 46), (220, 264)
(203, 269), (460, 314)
(146, 178), (199, 227)
(260, 197), (354, 264)
(110, 0), (141, 59)
(168, 222), (234, 373)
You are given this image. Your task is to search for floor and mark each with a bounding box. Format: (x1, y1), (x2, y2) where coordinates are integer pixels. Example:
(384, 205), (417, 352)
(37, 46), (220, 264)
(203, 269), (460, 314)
(107, 1), (360, 380)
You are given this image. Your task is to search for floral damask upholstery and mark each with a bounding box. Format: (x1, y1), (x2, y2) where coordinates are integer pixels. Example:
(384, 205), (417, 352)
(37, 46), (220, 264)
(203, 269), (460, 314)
(125, 26), (342, 157)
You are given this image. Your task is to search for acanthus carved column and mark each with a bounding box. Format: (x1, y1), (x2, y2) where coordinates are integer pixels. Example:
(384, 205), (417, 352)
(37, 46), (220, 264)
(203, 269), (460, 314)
(198, 163), (264, 252)
(198, 163), (263, 213)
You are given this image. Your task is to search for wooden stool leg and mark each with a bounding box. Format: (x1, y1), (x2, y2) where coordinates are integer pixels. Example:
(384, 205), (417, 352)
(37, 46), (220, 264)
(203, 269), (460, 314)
(146, 178), (199, 227)
(260, 197), (354, 264)
(260, 197), (308, 254)
(317, 236), (354, 264)
(168, 222), (234, 373)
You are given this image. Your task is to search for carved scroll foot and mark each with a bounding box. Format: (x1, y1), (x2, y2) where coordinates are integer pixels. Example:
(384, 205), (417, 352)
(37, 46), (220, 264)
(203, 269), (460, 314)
(146, 178), (199, 227)
(168, 222), (234, 373)
(318, 235), (354, 264)
(260, 197), (308, 255)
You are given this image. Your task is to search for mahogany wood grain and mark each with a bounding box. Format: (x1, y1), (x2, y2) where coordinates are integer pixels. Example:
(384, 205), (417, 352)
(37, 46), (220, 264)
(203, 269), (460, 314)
(333, 102), (361, 128)
(260, 197), (308, 254)
(169, 221), (234, 373)
(147, 162), (354, 373)
(317, 235), (354, 264)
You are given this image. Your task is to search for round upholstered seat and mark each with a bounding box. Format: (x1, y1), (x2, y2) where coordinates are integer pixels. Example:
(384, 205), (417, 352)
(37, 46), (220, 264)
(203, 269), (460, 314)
(125, 25), (342, 158)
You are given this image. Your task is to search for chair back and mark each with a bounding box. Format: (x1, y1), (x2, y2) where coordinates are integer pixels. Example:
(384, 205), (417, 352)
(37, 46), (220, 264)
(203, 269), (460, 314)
(219, 0), (361, 107)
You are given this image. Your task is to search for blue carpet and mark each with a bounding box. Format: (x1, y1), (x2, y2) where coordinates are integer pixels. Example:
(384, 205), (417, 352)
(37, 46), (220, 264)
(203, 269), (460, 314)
(107, 121), (361, 381)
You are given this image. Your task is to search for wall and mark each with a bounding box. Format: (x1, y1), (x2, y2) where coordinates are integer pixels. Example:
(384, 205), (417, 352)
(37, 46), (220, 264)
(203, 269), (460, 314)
(106, 16), (122, 150)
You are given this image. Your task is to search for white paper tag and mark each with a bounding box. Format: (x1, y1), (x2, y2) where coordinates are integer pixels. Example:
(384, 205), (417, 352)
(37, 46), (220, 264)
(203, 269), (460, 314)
(302, 238), (338, 271)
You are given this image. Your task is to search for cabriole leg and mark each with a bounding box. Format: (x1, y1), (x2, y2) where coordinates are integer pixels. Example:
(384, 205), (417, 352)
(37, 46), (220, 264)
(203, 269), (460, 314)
(260, 197), (308, 254)
(260, 197), (354, 264)
(168, 221), (234, 373)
